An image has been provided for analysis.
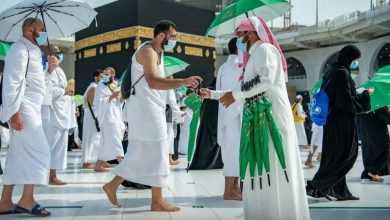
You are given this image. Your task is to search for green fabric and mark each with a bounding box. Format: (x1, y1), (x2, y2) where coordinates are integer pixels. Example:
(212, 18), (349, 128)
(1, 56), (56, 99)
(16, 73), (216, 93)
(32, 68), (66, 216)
(206, 0), (290, 36)
(377, 65), (390, 74)
(239, 97), (288, 184)
(73, 95), (84, 106)
(164, 56), (189, 77)
(0, 41), (11, 60)
(360, 73), (390, 111)
(185, 93), (202, 165)
(239, 103), (253, 179)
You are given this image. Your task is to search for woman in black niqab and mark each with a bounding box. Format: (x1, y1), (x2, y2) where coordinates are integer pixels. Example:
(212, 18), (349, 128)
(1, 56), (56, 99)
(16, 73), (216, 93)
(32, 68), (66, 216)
(306, 45), (371, 201)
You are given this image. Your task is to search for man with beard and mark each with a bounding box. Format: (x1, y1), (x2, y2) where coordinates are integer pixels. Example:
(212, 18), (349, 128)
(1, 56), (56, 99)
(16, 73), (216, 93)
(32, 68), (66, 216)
(103, 20), (201, 212)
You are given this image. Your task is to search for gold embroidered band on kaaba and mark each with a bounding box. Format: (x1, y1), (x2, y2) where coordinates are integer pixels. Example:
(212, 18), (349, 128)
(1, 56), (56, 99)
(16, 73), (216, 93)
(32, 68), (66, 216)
(76, 26), (216, 59)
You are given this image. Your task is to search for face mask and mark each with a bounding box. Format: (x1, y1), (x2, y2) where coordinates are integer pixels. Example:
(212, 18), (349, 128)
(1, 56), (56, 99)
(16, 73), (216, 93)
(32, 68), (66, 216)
(164, 39), (176, 52)
(236, 37), (247, 53)
(350, 60), (359, 70)
(35, 32), (48, 46)
(57, 53), (64, 63)
(101, 75), (110, 83)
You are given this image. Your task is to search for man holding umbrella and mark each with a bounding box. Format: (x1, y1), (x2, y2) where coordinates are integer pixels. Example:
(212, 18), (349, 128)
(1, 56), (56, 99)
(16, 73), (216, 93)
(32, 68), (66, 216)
(0, 18), (51, 217)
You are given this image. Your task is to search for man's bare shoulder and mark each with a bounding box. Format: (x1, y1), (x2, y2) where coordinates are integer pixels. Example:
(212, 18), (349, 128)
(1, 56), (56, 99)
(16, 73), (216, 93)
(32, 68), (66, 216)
(137, 45), (158, 64)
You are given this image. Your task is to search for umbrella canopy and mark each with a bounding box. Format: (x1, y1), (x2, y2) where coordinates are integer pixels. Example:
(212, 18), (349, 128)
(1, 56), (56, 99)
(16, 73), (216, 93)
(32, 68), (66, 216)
(184, 93), (202, 167)
(360, 73), (390, 111)
(164, 56), (190, 77)
(0, 0), (97, 42)
(377, 65), (390, 74)
(0, 41), (11, 60)
(73, 94), (84, 106)
(206, 0), (290, 37)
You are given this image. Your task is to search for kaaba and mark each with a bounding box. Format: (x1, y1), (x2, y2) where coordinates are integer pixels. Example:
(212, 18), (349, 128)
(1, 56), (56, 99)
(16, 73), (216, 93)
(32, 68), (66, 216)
(75, 0), (216, 93)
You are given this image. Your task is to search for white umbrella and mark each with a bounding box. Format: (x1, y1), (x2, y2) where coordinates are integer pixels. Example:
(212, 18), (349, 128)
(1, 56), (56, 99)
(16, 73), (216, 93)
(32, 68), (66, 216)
(0, 0), (98, 42)
(0, 0), (117, 13)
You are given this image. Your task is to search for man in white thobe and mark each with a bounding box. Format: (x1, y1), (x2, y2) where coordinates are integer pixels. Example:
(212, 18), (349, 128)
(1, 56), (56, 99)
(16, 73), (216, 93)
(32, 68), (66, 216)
(0, 18), (51, 217)
(215, 17), (310, 220)
(201, 38), (243, 200)
(81, 70), (102, 169)
(103, 20), (201, 212)
(42, 54), (69, 185)
(94, 67), (125, 172)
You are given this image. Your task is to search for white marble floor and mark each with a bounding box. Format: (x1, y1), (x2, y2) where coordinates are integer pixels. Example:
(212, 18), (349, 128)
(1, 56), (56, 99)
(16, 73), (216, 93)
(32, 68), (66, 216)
(0, 149), (390, 220)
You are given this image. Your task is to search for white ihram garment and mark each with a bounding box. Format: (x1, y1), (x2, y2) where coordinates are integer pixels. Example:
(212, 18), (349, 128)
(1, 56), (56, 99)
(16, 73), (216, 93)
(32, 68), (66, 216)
(94, 82), (125, 161)
(0, 37), (50, 185)
(166, 89), (183, 155)
(81, 82), (100, 163)
(178, 108), (192, 155)
(42, 67), (69, 170)
(114, 42), (169, 187)
(232, 42), (310, 220)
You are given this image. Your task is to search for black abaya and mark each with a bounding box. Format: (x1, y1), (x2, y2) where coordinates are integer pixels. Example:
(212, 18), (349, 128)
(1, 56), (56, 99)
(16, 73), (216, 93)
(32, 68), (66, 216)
(189, 79), (223, 170)
(307, 45), (371, 200)
(357, 107), (390, 179)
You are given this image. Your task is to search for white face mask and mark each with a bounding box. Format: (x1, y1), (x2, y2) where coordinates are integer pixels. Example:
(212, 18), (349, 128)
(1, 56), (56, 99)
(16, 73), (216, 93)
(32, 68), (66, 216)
(164, 39), (176, 52)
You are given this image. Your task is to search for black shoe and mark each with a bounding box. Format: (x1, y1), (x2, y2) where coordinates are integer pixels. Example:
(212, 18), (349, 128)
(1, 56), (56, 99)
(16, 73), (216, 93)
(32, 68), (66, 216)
(121, 180), (151, 189)
(337, 195), (360, 201)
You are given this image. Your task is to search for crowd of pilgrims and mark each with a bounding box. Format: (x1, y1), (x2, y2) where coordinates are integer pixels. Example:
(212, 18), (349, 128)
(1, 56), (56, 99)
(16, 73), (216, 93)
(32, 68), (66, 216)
(0, 16), (388, 220)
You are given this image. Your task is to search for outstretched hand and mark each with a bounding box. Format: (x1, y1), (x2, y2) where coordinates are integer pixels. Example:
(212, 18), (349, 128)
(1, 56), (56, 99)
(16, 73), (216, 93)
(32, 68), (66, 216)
(199, 88), (211, 99)
(220, 92), (236, 108)
(184, 76), (203, 89)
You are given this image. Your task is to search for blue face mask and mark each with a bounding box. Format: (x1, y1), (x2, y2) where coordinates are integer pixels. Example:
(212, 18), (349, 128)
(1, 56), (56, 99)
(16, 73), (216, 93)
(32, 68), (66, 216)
(164, 39), (176, 52)
(236, 37), (247, 53)
(101, 74), (111, 83)
(35, 32), (48, 46)
(57, 53), (64, 63)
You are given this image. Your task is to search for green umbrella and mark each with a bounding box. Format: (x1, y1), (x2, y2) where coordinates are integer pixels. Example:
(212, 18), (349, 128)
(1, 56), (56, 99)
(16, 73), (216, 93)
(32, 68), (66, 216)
(206, 0), (290, 37)
(73, 95), (84, 106)
(164, 56), (190, 77)
(0, 41), (11, 60)
(184, 93), (202, 168)
(239, 97), (288, 190)
(120, 55), (190, 84)
(360, 74), (390, 111)
(377, 65), (390, 74)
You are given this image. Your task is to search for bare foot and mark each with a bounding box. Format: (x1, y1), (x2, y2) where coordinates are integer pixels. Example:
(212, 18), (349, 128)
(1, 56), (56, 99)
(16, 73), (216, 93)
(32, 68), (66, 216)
(94, 167), (110, 172)
(316, 153), (322, 161)
(368, 173), (384, 182)
(102, 161), (113, 168)
(223, 192), (242, 201)
(304, 160), (315, 169)
(82, 163), (95, 169)
(169, 159), (180, 166)
(103, 184), (121, 207)
(0, 201), (15, 213)
(151, 200), (180, 212)
(49, 177), (67, 185)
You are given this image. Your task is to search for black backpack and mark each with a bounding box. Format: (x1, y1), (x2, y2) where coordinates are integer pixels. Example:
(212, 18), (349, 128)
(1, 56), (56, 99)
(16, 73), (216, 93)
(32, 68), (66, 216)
(120, 63), (144, 99)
